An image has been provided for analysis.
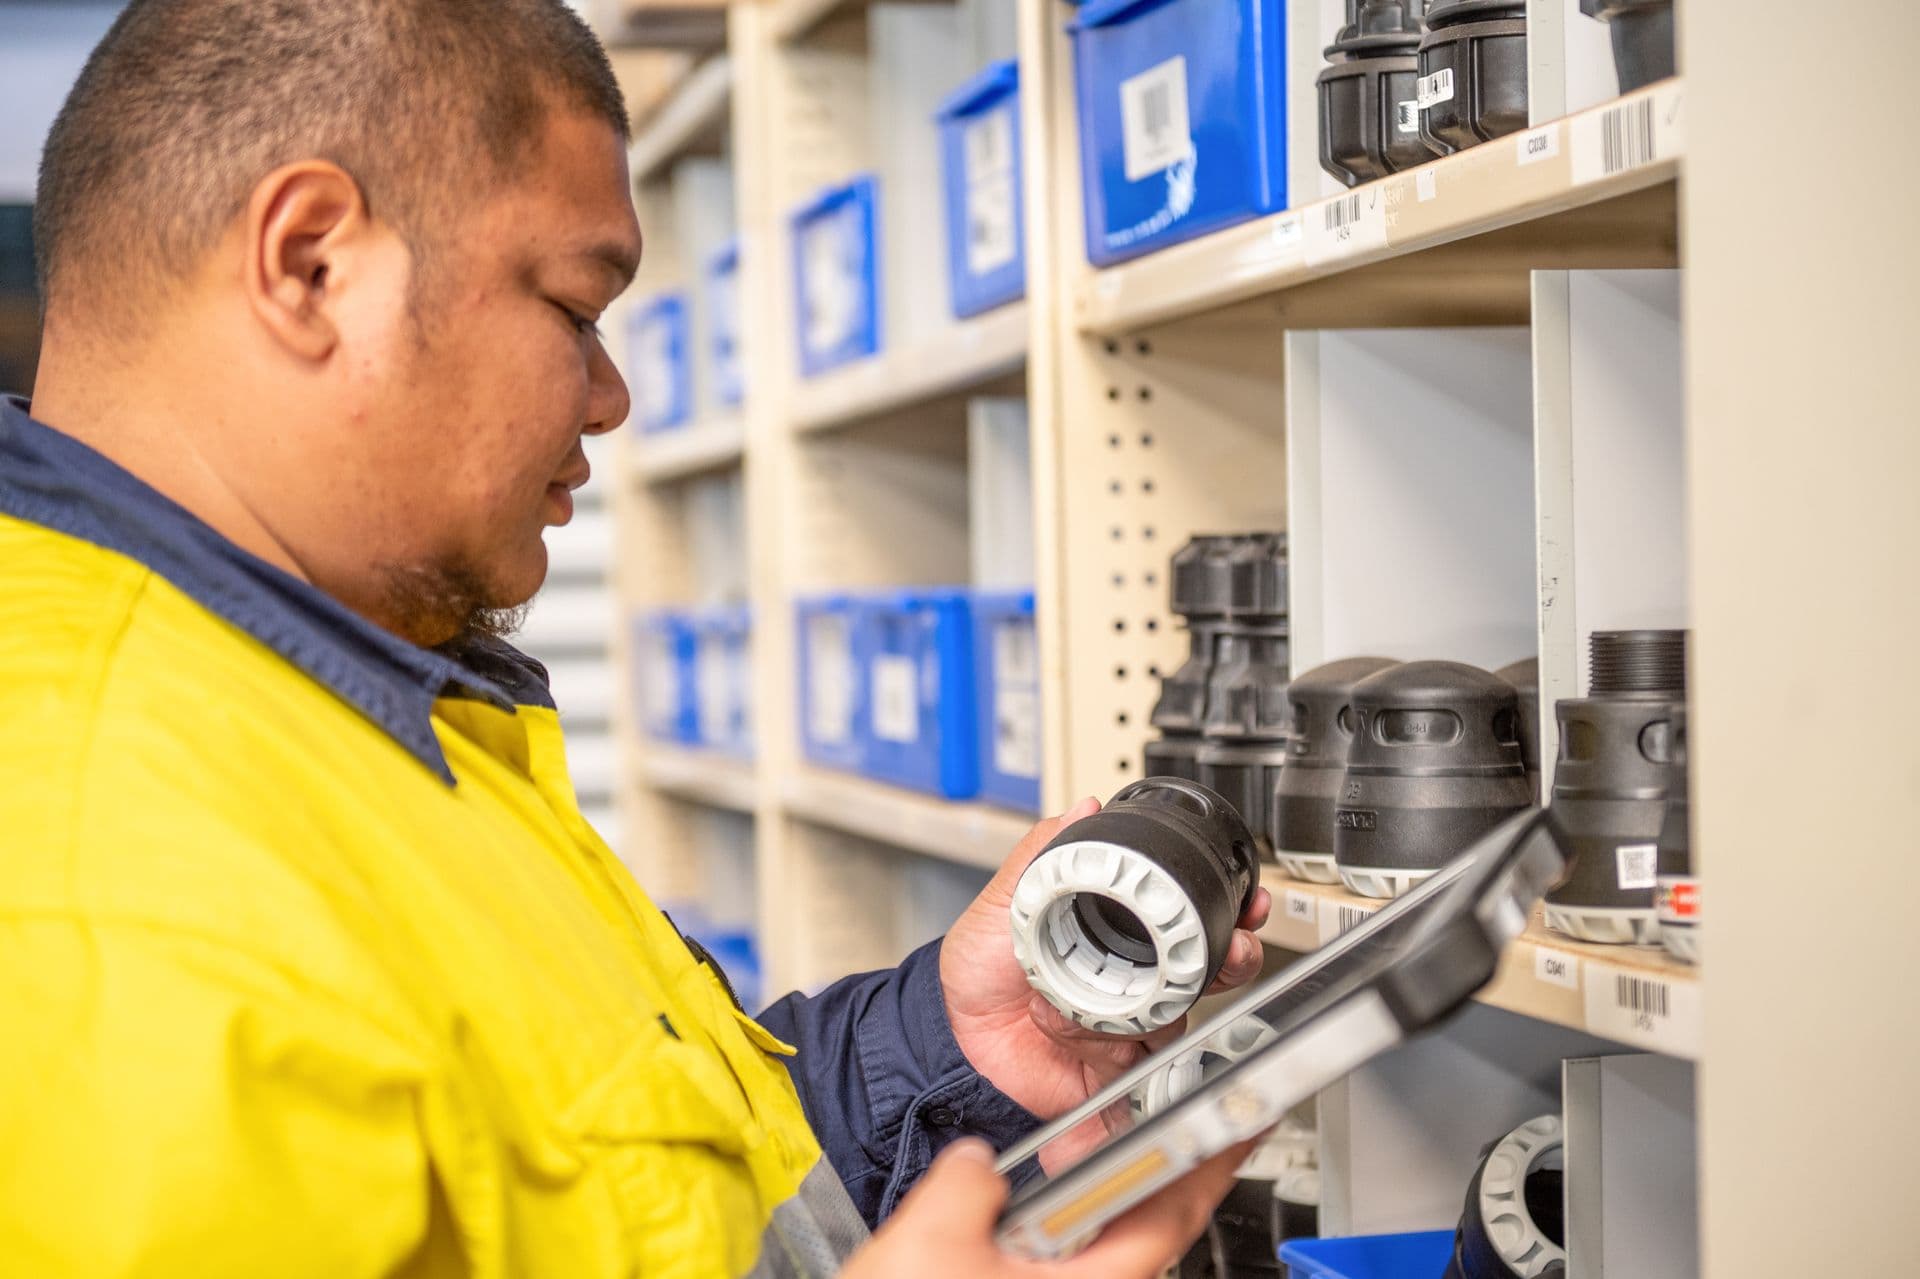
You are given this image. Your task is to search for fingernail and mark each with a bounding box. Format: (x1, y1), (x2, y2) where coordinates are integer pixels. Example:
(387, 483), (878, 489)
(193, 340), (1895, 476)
(945, 1137), (994, 1164)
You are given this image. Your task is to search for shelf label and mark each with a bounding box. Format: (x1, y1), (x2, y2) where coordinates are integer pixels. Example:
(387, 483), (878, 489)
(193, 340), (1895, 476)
(1416, 168), (1438, 203)
(1516, 124), (1562, 167)
(806, 616), (855, 745)
(1305, 186), (1389, 267)
(1533, 946), (1581, 991)
(1282, 889), (1318, 928)
(963, 106), (1019, 275)
(870, 655), (921, 744)
(1583, 962), (1703, 1058)
(1571, 82), (1684, 186)
(1269, 213), (1305, 255)
(1317, 898), (1379, 945)
(1120, 55), (1195, 181)
(991, 621), (1040, 779)
(1416, 67), (1454, 110)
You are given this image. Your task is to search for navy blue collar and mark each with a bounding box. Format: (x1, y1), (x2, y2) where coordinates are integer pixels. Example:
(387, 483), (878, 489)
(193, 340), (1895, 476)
(0, 397), (555, 784)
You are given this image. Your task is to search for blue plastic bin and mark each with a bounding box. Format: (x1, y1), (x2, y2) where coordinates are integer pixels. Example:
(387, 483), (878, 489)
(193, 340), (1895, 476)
(796, 596), (867, 772)
(1067, 0), (1288, 266)
(789, 175), (881, 377)
(705, 240), (745, 408)
(861, 590), (981, 799)
(633, 611), (698, 744)
(692, 606), (753, 757)
(1278, 1231), (1454, 1279)
(628, 291), (695, 432)
(935, 60), (1027, 318)
(972, 590), (1041, 812)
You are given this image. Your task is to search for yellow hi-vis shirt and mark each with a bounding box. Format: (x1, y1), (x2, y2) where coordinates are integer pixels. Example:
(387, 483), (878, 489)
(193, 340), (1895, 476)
(0, 423), (863, 1275)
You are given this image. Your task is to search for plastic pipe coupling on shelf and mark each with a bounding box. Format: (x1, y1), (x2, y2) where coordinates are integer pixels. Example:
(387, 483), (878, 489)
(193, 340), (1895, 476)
(1009, 778), (1261, 1037)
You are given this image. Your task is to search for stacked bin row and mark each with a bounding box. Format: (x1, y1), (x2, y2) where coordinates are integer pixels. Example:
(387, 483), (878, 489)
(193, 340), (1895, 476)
(789, 0), (1024, 379)
(632, 608), (755, 758)
(629, 242), (744, 433)
(1142, 539), (1699, 963)
(796, 590), (1041, 812)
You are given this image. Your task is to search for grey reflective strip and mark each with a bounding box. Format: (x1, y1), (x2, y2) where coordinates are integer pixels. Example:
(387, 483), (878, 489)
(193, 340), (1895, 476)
(749, 1158), (871, 1278)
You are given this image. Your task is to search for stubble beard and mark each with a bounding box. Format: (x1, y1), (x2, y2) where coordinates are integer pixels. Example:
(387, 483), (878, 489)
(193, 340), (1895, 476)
(373, 556), (532, 650)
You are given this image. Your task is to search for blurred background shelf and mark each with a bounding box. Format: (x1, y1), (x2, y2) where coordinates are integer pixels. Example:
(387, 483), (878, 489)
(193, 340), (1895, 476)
(630, 414), (748, 483)
(789, 302), (1028, 435)
(778, 768), (1033, 872)
(637, 744), (759, 814)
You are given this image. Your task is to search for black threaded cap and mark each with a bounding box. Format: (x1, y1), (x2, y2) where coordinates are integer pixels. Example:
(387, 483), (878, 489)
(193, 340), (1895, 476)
(1225, 532), (1290, 621)
(1169, 536), (1239, 620)
(1588, 629), (1687, 697)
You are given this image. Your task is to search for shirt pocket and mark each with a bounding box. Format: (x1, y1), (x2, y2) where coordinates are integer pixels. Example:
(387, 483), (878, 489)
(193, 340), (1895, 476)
(558, 1017), (773, 1277)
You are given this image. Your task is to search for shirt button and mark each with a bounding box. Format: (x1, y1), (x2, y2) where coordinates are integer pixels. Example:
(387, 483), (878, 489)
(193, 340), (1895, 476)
(926, 1106), (959, 1128)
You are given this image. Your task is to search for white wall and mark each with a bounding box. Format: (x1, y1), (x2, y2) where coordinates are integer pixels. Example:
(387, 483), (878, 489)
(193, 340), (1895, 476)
(0, 3), (124, 202)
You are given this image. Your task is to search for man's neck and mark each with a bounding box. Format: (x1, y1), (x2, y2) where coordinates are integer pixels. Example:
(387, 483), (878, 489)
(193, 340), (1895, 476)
(29, 343), (313, 586)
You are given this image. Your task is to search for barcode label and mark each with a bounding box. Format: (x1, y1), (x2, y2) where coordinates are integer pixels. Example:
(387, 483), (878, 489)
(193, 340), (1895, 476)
(1584, 959), (1702, 1057)
(1318, 899), (1379, 944)
(1616, 974), (1670, 1018)
(1305, 186), (1388, 267)
(1119, 56), (1194, 181)
(1572, 82), (1684, 186)
(870, 655), (920, 744)
(1616, 842), (1658, 890)
(1416, 67), (1454, 109)
(964, 108), (1019, 275)
(1395, 99), (1419, 134)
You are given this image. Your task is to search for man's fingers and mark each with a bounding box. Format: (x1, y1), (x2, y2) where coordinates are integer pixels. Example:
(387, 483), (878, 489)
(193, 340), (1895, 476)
(996, 797), (1102, 883)
(1237, 887), (1273, 932)
(1203, 930), (1266, 995)
(896, 1139), (1010, 1240)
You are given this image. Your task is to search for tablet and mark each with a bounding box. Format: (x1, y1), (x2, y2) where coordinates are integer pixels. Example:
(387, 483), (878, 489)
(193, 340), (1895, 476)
(993, 808), (1567, 1259)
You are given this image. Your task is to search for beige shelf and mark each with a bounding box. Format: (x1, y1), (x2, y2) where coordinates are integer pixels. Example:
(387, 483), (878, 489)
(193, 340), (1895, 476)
(1074, 78), (1685, 336)
(637, 745), (759, 814)
(630, 414), (747, 484)
(1259, 866), (1702, 1061)
(779, 767), (1036, 871)
(769, 0), (857, 44)
(790, 303), (1028, 435)
(628, 53), (732, 184)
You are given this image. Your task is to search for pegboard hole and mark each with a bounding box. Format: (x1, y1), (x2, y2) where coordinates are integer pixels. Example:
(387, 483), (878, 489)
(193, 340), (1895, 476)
(1137, 387), (1153, 403)
(1136, 339), (1153, 356)
(1112, 619), (1127, 634)
(1108, 479), (1123, 495)
(1141, 479), (1156, 494)
(1107, 387), (1121, 402)
(1116, 711), (1130, 727)
(1108, 433), (1123, 449)
(1143, 526), (1157, 541)
(1103, 339), (1120, 355)
(1144, 572), (1159, 587)
(1116, 758), (1133, 774)
(1111, 572), (1125, 588)
(1110, 526), (1125, 541)
(1147, 664), (1162, 679)
(1145, 618), (1160, 633)
(1115, 666), (1129, 680)
(1140, 432), (1155, 448)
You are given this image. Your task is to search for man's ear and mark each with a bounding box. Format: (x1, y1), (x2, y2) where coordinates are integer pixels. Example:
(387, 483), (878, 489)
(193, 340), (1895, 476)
(243, 161), (368, 362)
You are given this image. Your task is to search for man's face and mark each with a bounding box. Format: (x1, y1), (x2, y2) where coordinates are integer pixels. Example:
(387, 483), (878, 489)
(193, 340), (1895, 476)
(343, 106), (640, 643)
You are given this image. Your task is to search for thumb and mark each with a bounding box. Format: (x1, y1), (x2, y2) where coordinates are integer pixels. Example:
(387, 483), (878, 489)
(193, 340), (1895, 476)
(897, 1139), (1010, 1239)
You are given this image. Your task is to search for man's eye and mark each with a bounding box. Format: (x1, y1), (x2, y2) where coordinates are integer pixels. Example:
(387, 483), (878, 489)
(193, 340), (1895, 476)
(555, 302), (603, 339)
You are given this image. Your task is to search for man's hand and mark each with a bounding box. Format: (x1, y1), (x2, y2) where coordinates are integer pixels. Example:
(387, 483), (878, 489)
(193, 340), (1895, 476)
(939, 798), (1273, 1130)
(841, 1137), (1254, 1279)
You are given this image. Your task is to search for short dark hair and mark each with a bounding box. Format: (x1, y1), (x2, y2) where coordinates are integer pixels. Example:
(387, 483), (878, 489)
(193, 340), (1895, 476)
(35, 0), (628, 317)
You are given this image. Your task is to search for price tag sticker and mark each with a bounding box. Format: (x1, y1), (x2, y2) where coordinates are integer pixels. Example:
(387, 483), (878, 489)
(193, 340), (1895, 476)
(1282, 889), (1318, 928)
(1583, 962), (1703, 1058)
(1515, 124), (1562, 166)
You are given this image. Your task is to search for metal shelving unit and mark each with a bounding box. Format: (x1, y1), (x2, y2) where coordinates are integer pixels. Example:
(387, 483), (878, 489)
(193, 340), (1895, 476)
(595, 1), (1920, 1271)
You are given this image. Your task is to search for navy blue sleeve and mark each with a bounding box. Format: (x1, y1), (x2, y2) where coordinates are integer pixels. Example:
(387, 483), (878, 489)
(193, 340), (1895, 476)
(756, 938), (1045, 1227)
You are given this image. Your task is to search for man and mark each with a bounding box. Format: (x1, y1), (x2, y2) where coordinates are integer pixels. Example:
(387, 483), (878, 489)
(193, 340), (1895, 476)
(0, 2), (1273, 1275)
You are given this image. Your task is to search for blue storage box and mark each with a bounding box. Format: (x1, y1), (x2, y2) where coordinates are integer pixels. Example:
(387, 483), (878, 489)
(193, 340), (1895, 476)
(633, 611), (698, 744)
(972, 590), (1041, 811)
(861, 590), (981, 800)
(1067, 0), (1288, 266)
(705, 240), (745, 408)
(935, 60), (1027, 318)
(628, 291), (695, 432)
(1278, 1231), (1453, 1279)
(789, 175), (881, 377)
(692, 606), (753, 757)
(796, 596), (867, 772)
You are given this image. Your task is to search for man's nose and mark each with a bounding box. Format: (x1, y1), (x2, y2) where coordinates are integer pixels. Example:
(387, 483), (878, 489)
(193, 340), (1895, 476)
(583, 337), (631, 436)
